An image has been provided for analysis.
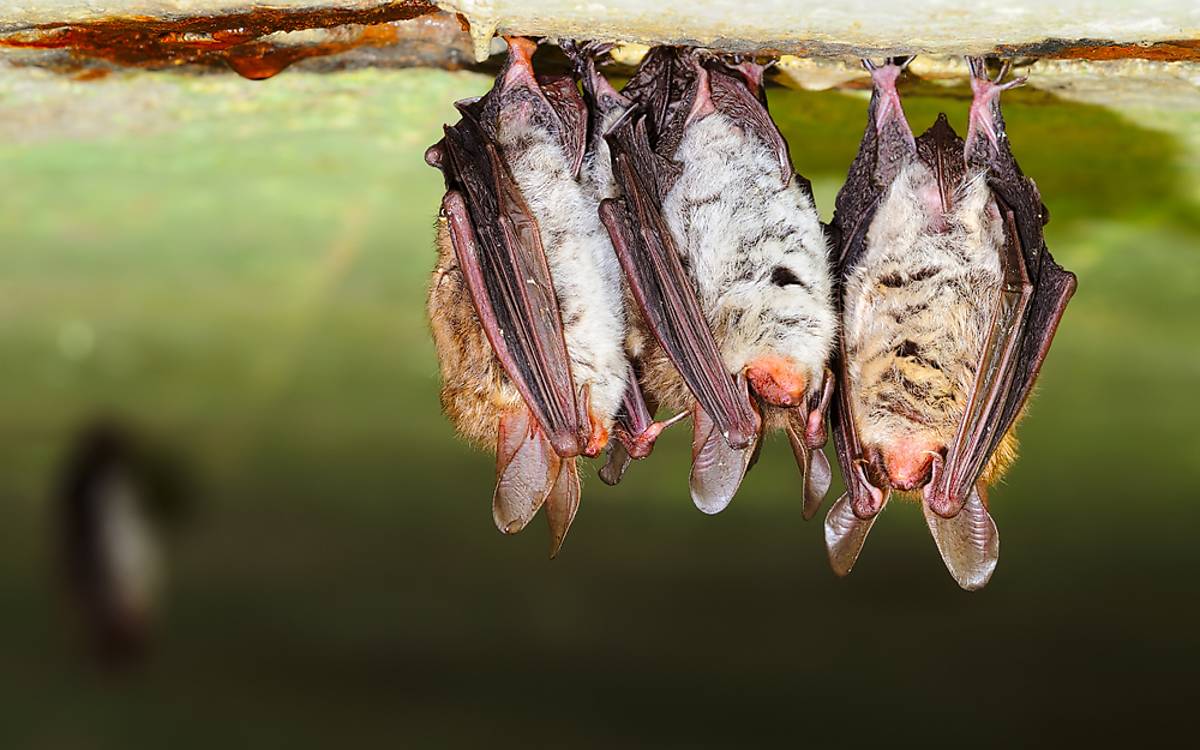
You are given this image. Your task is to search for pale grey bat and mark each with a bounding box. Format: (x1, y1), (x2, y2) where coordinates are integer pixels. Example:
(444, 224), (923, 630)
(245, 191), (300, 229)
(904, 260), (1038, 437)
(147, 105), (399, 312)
(600, 47), (837, 517)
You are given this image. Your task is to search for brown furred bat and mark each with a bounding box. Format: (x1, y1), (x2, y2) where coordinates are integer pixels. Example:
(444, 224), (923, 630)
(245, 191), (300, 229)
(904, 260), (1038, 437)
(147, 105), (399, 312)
(599, 48), (837, 516)
(825, 58), (1077, 590)
(426, 38), (670, 556)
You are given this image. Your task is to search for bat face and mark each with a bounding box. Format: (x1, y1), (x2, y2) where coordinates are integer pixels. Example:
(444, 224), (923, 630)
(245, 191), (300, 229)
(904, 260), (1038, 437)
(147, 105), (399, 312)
(601, 49), (837, 515)
(825, 58), (1076, 590)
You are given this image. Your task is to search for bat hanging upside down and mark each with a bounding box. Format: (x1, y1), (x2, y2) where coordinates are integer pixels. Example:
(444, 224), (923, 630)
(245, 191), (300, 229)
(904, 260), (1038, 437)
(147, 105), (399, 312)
(425, 37), (673, 557)
(825, 57), (1077, 590)
(600, 47), (838, 517)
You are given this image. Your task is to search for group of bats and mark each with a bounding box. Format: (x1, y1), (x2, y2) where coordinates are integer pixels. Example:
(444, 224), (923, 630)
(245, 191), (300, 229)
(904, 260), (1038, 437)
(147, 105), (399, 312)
(425, 38), (1076, 591)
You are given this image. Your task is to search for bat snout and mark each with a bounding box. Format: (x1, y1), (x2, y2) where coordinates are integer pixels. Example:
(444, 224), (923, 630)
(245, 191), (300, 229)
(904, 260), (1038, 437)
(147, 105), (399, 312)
(880, 441), (940, 491)
(745, 356), (808, 408)
(582, 411), (609, 459)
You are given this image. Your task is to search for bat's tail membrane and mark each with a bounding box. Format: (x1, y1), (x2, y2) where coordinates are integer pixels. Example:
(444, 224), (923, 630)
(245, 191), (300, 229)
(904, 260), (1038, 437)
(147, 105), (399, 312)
(922, 483), (999, 591)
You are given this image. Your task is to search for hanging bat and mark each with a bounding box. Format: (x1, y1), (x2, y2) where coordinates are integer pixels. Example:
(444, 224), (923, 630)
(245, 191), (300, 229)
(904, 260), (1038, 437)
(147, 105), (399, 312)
(824, 58), (1077, 590)
(599, 48), (837, 516)
(56, 419), (187, 666)
(559, 40), (685, 486)
(426, 37), (668, 556)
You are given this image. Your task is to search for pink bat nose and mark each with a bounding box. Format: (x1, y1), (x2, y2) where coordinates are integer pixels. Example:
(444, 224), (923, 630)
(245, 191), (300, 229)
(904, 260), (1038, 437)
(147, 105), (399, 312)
(746, 356), (807, 407)
(882, 441), (940, 491)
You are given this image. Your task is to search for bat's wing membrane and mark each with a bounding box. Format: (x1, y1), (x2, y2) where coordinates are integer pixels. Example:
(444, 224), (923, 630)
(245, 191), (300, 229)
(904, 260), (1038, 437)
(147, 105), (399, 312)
(926, 81), (1077, 519)
(439, 106), (583, 458)
(826, 76), (896, 551)
(536, 75), (589, 178)
(494, 408), (561, 535)
(600, 112), (760, 449)
(706, 61), (793, 185)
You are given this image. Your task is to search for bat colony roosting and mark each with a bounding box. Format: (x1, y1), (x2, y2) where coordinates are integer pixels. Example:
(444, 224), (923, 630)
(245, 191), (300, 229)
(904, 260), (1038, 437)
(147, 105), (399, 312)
(425, 38), (1076, 591)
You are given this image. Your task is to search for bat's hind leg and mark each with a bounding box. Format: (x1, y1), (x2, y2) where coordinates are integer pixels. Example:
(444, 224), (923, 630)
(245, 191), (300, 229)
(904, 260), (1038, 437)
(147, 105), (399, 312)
(862, 57), (916, 182)
(965, 57), (1026, 157)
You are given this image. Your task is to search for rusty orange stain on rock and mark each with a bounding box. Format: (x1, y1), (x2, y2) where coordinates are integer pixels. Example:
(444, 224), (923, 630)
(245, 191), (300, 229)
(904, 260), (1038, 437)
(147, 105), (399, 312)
(0, 1), (435, 79)
(1005, 38), (1200, 62)
(1052, 39), (1200, 62)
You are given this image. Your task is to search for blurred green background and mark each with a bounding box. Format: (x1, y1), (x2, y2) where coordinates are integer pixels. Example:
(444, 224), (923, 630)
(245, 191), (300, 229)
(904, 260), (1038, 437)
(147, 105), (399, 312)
(0, 67), (1197, 747)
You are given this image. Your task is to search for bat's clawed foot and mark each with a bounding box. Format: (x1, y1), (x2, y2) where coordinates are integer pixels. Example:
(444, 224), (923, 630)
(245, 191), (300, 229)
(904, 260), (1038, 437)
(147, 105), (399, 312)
(501, 36), (539, 87)
(619, 410), (687, 460)
(967, 56), (1027, 91)
(921, 452), (967, 519)
(965, 56), (1025, 154)
(863, 58), (916, 157)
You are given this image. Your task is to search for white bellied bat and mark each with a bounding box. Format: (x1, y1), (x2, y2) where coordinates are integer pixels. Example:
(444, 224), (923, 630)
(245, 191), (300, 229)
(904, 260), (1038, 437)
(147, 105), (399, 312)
(426, 37), (666, 556)
(600, 48), (837, 516)
(559, 41), (686, 486)
(824, 58), (1077, 590)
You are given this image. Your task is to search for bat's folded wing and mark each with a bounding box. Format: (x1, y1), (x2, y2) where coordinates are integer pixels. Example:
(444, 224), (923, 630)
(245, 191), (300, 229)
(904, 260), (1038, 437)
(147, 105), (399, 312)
(927, 115), (1077, 518)
(706, 61), (793, 186)
(439, 109), (583, 458)
(599, 113), (759, 449)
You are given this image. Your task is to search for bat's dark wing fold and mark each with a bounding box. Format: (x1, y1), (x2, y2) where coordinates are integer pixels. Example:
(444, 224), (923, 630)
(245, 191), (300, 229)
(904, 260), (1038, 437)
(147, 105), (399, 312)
(827, 78), (897, 523)
(830, 85), (886, 279)
(705, 61), (792, 185)
(976, 97), (1078, 461)
(600, 112), (760, 449)
(536, 74), (589, 178)
(926, 86), (1077, 518)
(439, 105), (583, 458)
(621, 47), (698, 163)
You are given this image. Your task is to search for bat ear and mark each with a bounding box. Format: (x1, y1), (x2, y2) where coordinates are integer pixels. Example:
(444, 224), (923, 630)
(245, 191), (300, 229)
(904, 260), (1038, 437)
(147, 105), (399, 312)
(824, 491), (884, 577)
(922, 484), (999, 591)
(493, 409), (560, 535)
(598, 440), (631, 487)
(689, 403), (755, 515)
(784, 420), (832, 520)
(545, 458), (581, 559)
(805, 449), (833, 520)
